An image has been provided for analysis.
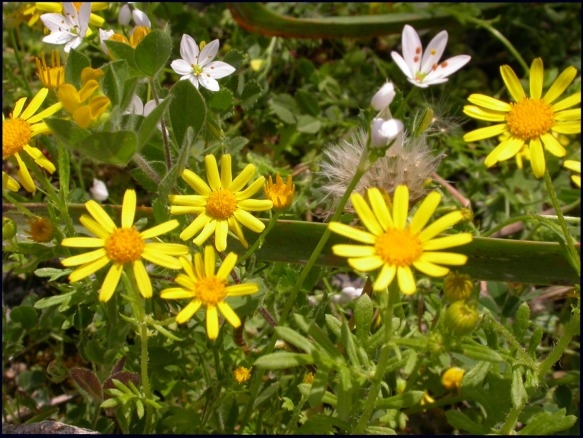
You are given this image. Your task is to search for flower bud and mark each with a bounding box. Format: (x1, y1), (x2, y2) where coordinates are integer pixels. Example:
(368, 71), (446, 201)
(443, 271), (473, 303)
(90, 178), (109, 201)
(3, 217), (17, 240)
(371, 117), (404, 147)
(26, 217), (54, 243)
(443, 301), (479, 336)
(441, 367), (465, 391)
(371, 82), (395, 111)
(233, 366), (251, 384)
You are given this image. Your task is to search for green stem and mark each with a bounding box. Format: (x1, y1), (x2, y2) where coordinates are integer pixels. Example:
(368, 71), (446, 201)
(353, 282), (400, 434)
(150, 77), (172, 170)
(238, 210), (281, 264)
(499, 405), (523, 435)
(542, 169), (580, 277)
(464, 16), (529, 74)
(537, 303), (580, 380)
(483, 312), (537, 369)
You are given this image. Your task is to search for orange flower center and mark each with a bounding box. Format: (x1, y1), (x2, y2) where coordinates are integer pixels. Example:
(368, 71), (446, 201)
(264, 175), (294, 209)
(27, 217), (54, 243)
(195, 276), (227, 306)
(104, 227), (145, 263)
(206, 189), (237, 219)
(506, 98), (554, 140)
(3, 118), (32, 159)
(375, 228), (423, 266)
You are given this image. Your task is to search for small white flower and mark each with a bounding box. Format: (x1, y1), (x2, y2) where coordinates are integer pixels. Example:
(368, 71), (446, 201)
(371, 82), (396, 111)
(391, 25), (471, 88)
(41, 2), (90, 53)
(332, 286), (364, 304)
(125, 95), (167, 134)
(90, 179), (109, 201)
(171, 34), (236, 92)
(371, 117), (404, 147)
(119, 3), (151, 27)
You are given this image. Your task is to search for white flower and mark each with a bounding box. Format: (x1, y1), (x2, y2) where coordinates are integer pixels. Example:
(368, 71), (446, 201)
(371, 117), (404, 147)
(41, 2), (90, 53)
(331, 286), (364, 305)
(99, 29), (115, 55)
(90, 179), (109, 201)
(371, 82), (396, 111)
(390, 25), (471, 88)
(125, 95), (168, 135)
(170, 34), (236, 92)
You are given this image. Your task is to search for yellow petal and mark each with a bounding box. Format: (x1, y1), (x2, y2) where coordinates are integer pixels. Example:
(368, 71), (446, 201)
(500, 65), (526, 102)
(176, 300), (202, 324)
(218, 302), (241, 328)
(206, 306), (220, 340)
(397, 266), (416, 295)
(529, 58), (544, 100)
(133, 260), (152, 298)
(99, 264), (124, 302)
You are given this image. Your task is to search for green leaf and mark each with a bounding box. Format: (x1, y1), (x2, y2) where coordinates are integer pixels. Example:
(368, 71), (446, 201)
(138, 97), (172, 147)
(102, 60), (129, 107)
(9, 306), (38, 329)
(223, 49), (246, 70)
(45, 118), (92, 148)
(324, 314), (341, 338)
(75, 131), (139, 165)
(209, 88), (234, 111)
(134, 29), (172, 77)
(294, 313), (342, 361)
(241, 79), (262, 110)
(270, 93), (297, 124)
(105, 40), (138, 73)
(512, 302), (530, 342)
(34, 292), (75, 310)
(445, 410), (488, 434)
(340, 320), (360, 368)
(308, 367), (329, 407)
(295, 89), (320, 116)
(135, 399), (145, 419)
(296, 114), (321, 134)
(34, 267), (70, 282)
(461, 361), (490, 388)
(517, 408), (577, 435)
(366, 426), (397, 435)
(168, 80), (206, 149)
(375, 391), (425, 409)
(274, 326), (315, 354)
(511, 367), (527, 408)
(354, 293), (373, 343)
(460, 342), (504, 362)
(100, 398), (119, 409)
(65, 48), (91, 88)
(336, 367), (352, 420)
(253, 352), (315, 369)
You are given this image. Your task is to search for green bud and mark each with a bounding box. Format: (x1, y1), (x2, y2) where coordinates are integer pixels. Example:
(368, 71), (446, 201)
(3, 216), (17, 240)
(444, 301), (480, 336)
(443, 271), (474, 303)
(527, 326), (544, 356)
(512, 302), (530, 342)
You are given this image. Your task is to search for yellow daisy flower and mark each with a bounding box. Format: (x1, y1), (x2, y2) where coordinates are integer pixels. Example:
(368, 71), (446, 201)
(442, 367), (465, 391)
(3, 88), (62, 193)
(61, 189), (189, 302)
(463, 58), (581, 178)
(563, 159), (581, 188)
(328, 185), (472, 295)
(160, 246), (259, 340)
(233, 366), (252, 384)
(263, 173), (295, 210)
(169, 154), (273, 252)
(24, 2), (107, 28)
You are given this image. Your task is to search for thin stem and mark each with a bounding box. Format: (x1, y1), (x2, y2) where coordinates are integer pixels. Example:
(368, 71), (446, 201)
(238, 211), (281, 264)
(483, 312), (537, 370)
(543, 169), (580, 277)
(499, 405), (523, 435)
(150, 78), (172, 170)
(132, 153), (162, 185)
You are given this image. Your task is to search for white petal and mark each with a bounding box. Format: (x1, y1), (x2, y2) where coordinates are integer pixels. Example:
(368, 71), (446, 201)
(171, 59), (193, 76)
(424, 55), (471, 83)
(198, 39), (220, 67)
(420, 30), (447, 74)
(77, 2), (91, 35)
(180, 34), (199, 64)
(371, 82), (395, 111)
(390, 52), (414, 80)
(40, 13), (69, 32)
(133, 9), (151, 27)
(204, 61), (235, 79)
(118, 4), (131, 25)
(401, 24), (422, 74)
(198, 74), (220, 91)
(125, 95), (144, 115)
(43, 32), (75, 45)
(143, 99), (159, 117)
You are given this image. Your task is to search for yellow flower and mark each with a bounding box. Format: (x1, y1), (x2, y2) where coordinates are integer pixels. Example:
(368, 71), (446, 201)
(26, 217), (54, 242)
(3, 88), (62, 193)
(61, 189), (189, 302)
(129, 25), (151, 47)
(233, 366), (252, 384)
(442, 367), (465, 391)
(328, 185), (472, 294)
(169, 154), (273, 252)
(563, 160), (581, 188)
(264, 173), (295, 210)
(463, 58), (581, 178)
(160, 246), (259, 340)
(36, 50), (65, 90)
(420, 391), (435, 406)
(57, 68), (110, 128)
(3, 172), (20, 192)
(26, 2), (107, 28)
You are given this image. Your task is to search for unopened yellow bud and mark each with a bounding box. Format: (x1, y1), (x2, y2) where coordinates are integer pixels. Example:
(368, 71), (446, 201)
(443, 271), (474, 303)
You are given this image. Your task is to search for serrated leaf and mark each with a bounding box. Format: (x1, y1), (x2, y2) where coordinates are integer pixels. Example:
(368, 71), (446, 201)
(461, 361), (490, 388)
(34, 267), (71, 282)
(241, 80), (262, 110)
(71, 367), (103, 402)
(135, 29), (172, 77)
(168, 80), (206, 149)
(517, 408), (577, 435)
(511, 367), (527, 408)
(209, 88), (234, 111)
(223, 49), (246, 69)
(253, 352), (315, 369)
(324, 314), (341, 338)
(460, 342), (503, 362)
(336, 367), (352, 420)
(34, 292), (75, 310)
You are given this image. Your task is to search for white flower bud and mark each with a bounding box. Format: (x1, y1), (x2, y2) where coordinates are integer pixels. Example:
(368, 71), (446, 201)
(118, 4), (132, 25)
(133, 9), (151, 27)
(371, 82), (396, 111)
(371, 117), (404, 147)
(90, 179), (109, 201)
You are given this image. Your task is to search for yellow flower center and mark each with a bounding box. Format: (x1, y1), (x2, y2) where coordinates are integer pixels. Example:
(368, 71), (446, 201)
(506, 98), (554, 140)
(3, 118), (32, 159)
(233, 367), (252, 384)
(375, 228), (423, 266)
(27, 217), (54, 243)
(206, 189), (237, 219)
(104, 227), (145, 263)
(192, 64), (204, 75)
(196, 277), (228, 306)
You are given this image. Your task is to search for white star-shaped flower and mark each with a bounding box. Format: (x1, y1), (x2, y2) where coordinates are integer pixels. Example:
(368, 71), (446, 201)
(41, 2), (90, 53)
(391, 25), (471, 88)
(170, 34), (236, 92)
